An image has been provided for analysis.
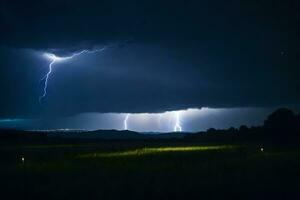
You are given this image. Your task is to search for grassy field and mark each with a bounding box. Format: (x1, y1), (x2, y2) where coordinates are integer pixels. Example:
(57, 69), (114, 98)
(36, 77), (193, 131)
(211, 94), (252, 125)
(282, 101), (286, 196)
(0, 141), (300, 199)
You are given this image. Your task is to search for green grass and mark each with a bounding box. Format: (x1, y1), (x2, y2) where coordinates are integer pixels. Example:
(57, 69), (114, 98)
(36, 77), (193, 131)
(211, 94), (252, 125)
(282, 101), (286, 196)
(1, 142), (300, 199)
(77, 145), (236, 158)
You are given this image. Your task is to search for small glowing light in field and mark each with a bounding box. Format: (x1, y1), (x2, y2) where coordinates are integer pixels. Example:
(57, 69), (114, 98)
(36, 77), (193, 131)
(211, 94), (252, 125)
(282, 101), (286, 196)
(260, 148), (264, 152)
(21, 157), (25, 163)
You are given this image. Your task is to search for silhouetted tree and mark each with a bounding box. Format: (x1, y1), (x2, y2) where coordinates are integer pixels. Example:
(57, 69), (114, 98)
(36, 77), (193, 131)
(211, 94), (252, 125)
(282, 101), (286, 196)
(264, 108), (295, 128)
(264, 108), (298, 140)
(207, 128), (217, 134)
(239, 125), (249, 133)
(228, 127), (237, 133)
(296, 114), (300, 131)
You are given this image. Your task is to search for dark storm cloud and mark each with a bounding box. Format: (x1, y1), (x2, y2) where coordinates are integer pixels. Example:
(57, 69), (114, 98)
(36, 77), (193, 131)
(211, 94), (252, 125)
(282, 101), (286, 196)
(0, 0), (299, 117)
(0, 0), (145, 51)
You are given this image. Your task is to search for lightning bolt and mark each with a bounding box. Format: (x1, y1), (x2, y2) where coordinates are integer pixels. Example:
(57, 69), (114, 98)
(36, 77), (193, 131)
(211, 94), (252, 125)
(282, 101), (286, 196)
(157, 113), (163, 127)
(174, 111), (182, 132)
(39, 47), (107, 103)
(124, 114), (130, 130)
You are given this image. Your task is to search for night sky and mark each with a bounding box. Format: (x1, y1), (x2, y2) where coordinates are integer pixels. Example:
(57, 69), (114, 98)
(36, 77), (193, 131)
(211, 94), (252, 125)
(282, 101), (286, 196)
(0, 0), (299, 131)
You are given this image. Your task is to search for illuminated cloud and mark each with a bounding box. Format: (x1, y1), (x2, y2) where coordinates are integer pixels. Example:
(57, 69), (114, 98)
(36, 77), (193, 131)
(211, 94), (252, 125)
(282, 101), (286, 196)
(40, 47), (107, 102)
(0, 108), (273, 132)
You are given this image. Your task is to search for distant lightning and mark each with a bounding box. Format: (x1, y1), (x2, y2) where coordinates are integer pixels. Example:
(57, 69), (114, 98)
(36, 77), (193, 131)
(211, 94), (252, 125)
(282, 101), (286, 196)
(124, 114), (130, 130)
(157, 113), (163, 127)
(39, 47), (106, 102)
(174, 111), (182, 132)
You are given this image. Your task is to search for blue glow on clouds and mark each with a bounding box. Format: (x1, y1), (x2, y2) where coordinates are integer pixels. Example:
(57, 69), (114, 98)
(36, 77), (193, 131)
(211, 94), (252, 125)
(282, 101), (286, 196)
(0, 108), (274, 132)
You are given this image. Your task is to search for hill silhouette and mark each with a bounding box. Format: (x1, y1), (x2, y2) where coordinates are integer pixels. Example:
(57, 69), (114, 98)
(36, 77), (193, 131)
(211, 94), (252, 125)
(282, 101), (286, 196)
(0, 108), (299, 144)
(188, 108), (300, 143)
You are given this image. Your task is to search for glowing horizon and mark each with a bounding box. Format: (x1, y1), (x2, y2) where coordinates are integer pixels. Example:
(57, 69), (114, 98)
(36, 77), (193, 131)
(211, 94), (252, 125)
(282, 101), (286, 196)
(0, 108), (272, 132)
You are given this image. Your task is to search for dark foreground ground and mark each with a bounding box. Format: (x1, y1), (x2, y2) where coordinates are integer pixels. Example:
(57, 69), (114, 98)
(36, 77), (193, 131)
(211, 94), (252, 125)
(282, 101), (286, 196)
(1, 140), (300, 200)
